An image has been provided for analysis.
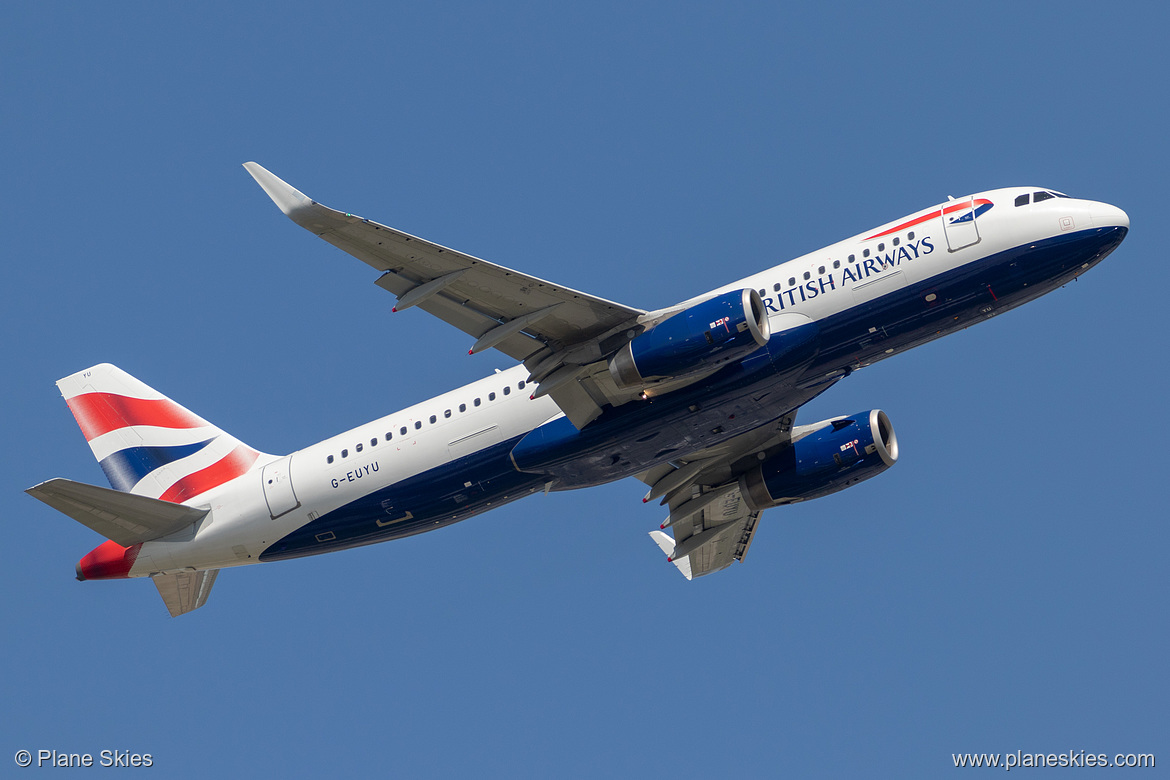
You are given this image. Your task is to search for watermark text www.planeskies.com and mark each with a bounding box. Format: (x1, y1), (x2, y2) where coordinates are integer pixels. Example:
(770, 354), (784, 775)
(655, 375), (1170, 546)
(953, 750), (1154, 770)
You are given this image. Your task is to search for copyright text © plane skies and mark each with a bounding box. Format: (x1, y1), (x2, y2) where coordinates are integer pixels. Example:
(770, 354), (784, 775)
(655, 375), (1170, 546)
(27, 166), (1129, 615)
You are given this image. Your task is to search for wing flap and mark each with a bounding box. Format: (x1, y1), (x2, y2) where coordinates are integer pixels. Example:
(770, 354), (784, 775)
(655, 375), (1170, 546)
(414, 288), (546, 362)
(320, 224), (638, 347)
(27, 478), (208, 546)
(547, 378), (606, 429)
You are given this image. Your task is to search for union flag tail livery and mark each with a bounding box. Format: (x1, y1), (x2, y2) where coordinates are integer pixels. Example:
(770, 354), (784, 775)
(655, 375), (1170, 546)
(29, 364), (268, 616)
(57, 363), (262, 500)
(29, 164), (1130, 616)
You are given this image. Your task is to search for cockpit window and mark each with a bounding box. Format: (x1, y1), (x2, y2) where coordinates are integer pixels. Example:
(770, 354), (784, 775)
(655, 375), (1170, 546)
(1018, 190), (1071, 207)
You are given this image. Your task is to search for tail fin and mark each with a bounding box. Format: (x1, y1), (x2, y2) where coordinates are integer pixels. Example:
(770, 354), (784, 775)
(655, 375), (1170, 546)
(57, 364), (262, 502)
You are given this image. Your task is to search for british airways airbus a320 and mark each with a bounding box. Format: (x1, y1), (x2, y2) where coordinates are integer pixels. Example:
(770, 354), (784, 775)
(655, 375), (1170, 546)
(27, 164), (1129, 616)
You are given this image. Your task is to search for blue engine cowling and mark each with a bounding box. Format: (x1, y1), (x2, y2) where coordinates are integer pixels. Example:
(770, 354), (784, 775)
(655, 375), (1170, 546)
(738, 409), (899, 509)
(608, 288), (770, 389)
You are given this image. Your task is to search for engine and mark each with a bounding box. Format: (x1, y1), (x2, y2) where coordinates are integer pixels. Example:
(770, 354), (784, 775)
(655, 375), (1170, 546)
(608, 288), (770, 389)
(739, 409), (898, 509)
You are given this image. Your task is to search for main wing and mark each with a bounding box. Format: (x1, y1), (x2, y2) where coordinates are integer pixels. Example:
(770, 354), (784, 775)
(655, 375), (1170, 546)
(639, 412), (798, 579)
(650, 489), (761, 580)
(244, 163), (648, 428)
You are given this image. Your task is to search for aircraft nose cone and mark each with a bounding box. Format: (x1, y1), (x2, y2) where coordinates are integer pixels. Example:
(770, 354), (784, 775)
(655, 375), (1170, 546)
(1090, 202), (1129, 230)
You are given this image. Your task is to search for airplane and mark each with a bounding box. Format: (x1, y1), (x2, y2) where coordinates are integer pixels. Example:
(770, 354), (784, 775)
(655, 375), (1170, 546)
(26, 164), (1129, 616)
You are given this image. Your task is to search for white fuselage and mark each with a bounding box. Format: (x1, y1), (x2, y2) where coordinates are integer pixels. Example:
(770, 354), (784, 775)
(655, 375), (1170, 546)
(126, 188), (1128, 576)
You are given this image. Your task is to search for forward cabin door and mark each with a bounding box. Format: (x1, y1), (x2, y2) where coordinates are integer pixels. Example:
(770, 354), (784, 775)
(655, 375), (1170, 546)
(942, 195), (982, 252)
(261, 455), (300, 519)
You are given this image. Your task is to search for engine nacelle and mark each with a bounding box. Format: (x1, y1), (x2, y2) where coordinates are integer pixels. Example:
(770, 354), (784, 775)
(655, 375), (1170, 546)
(609, 289), (770, 389)
(739, 409), (898, 509)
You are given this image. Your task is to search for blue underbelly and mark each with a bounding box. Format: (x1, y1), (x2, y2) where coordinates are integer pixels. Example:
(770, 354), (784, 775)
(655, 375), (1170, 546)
(259, 437), (544, 562)
(810, 224), (1126, 373)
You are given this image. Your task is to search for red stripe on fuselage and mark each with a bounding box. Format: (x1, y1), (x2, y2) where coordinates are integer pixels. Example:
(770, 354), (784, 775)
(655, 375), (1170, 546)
(865, 199), (992, 240)
(158, 445), (259, 503)
(66, 393), (205, 441)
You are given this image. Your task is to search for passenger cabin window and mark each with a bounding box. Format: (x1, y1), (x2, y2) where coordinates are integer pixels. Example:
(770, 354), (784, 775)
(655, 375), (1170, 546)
(877, 243), (884, 252)
(356, 443), (363, 453)
(1015, 193), (1030, 207)
(803, 271), (810, 280)
(489, 392), (496, 401)
(459, 403), (466, 412)
(893, 237), (899, 246)
(833, 260), (840, 269)
(518, 381), (526, 390)
(863, 249), (870, 258)
(341, 449), (348, 458)
(908, 232), (915, 240)
(429, 414), (437, 424)
(444, 409), (452, 418)
(1033, 191), (1054, 203)
(400, 426), (407, 436)
(848, 255), (855, 263)
(503, 386), (511, 395)
(817, 266), (825, 274)
(327, 455), (334, 464)
(385, 432), (392, 442)
(474, 398), (481, 407)
(773, 282), (781, 292)
(788, 276), (795, 285)
(414, 421), (422, 430)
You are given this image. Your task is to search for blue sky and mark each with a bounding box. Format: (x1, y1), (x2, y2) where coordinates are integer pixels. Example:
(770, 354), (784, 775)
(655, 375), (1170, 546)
(3, 2), (1165, 777)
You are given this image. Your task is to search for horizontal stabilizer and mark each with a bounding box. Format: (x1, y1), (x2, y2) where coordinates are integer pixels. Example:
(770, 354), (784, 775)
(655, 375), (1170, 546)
(153, 569), (219, 617)
(27, 478), (208, 546)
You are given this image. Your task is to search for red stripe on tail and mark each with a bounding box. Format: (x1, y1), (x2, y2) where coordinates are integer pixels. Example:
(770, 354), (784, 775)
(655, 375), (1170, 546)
(158, 445), (260, 503)
(66, 393), (205, 441)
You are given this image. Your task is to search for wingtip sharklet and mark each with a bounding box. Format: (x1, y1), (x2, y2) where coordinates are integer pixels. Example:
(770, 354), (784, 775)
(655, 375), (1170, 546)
(649, 530), (693, 580)
(242, 162), (313, 218)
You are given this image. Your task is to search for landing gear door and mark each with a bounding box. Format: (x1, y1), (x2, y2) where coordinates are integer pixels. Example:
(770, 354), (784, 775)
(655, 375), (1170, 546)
(262, 455), (300, 519)
(943, 195), (981, 252)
